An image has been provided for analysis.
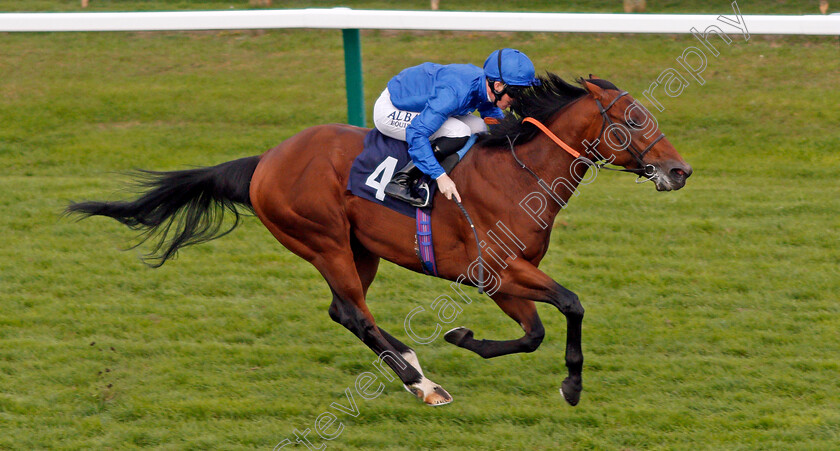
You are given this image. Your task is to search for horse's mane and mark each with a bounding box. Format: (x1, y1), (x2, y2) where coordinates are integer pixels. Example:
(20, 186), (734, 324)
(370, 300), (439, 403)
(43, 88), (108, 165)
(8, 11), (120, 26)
(477, 73), (620, 148)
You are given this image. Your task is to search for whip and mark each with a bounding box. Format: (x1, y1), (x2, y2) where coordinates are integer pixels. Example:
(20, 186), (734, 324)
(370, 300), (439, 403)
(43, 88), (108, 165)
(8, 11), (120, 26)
(453, 198), (484, 295)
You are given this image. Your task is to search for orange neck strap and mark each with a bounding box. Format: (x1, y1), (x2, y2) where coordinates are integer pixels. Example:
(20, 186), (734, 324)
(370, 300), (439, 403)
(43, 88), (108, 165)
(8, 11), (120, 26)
(521, 117), (581, 159)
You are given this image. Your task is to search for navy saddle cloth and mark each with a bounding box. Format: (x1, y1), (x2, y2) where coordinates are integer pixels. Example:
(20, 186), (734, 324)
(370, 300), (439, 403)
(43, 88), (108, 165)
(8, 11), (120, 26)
(348, 130), (432, 217)
(348, 130), (478, 275)
(347, 130), (477, 217)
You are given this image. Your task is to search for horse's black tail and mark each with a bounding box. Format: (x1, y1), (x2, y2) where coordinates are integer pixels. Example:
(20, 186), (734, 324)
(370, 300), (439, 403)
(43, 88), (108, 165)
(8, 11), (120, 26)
(66, 155), (261, 267)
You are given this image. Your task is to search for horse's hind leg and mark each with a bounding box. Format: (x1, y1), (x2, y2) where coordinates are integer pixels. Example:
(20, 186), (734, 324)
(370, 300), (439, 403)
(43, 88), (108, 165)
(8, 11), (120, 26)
(444, 294), (545, 358)
(350, 240), (448, 405)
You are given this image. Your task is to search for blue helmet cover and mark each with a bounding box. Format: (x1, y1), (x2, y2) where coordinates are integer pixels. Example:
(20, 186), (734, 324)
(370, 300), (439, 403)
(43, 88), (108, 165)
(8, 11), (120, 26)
(483, 49), (541, 87)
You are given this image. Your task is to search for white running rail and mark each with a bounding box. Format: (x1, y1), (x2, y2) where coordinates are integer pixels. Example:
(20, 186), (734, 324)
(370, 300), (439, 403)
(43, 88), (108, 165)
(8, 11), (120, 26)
(0, 8), (837, 35)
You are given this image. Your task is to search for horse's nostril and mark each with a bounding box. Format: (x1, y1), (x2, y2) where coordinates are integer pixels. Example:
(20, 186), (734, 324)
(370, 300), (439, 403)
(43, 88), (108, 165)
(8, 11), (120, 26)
(671, 168), (687, 179)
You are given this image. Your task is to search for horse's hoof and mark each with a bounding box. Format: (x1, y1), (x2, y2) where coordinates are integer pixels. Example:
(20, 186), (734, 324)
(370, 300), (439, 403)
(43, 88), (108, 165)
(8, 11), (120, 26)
(405, 377), (453, 407)
(444, 327), (473, 347)
(560, 377), (582, 406)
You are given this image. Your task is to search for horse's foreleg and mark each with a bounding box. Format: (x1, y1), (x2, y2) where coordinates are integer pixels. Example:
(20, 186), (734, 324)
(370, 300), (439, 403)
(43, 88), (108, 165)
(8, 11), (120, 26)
(500, 259), (585, 406)
(260, 221), (435, 402)
(444, 294), (545, 358)
(378, 327), (424, 376)
(554, 285), (584, 407)
(327, 294), (450, 406)
(344, 240), (448, 405)
(351, 242), (426, 378)
(324, 286), (421, 384)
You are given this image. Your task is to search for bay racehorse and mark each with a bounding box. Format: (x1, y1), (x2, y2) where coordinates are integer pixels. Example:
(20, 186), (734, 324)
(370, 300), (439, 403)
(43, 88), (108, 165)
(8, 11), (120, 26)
(67, 75), (691, 407)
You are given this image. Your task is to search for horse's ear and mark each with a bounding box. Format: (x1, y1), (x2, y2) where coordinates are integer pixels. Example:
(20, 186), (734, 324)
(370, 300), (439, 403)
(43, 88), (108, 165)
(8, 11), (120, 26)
(588, 74), (599, 79)
(581, 79), (605, 101)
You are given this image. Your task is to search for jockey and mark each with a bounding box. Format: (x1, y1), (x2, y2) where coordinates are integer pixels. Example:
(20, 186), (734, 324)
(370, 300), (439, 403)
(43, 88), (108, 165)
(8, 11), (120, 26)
(373, 48), (541, 207)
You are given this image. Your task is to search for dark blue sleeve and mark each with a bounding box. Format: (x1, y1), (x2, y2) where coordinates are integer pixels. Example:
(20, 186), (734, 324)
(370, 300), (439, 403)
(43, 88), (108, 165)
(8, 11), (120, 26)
(477, 102), (504, 120)
(405, 87), (460, 179)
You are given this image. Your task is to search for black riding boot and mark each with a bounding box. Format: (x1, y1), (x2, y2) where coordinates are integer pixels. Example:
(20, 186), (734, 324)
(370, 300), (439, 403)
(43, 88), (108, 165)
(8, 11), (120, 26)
(383, 160), (429, 207)
(384, 136), (470, 207)
(432, 136), (470, 159)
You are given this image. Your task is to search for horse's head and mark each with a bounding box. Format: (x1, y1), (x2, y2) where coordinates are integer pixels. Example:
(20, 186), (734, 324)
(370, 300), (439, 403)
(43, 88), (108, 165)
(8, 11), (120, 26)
(580, 78), (692, 191)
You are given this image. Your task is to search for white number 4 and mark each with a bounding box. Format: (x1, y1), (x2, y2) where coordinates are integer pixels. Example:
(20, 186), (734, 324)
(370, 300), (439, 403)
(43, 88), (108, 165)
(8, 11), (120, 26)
(365, 156), (398, 201)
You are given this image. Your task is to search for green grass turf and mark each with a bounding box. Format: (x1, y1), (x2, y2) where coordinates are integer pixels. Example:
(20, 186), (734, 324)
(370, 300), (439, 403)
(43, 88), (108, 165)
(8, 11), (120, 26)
(1, 3), (839, 450)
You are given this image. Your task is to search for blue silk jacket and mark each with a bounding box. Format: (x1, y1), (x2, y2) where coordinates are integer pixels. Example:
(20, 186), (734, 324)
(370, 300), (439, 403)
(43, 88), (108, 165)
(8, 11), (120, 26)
(387, 62), (504, 179)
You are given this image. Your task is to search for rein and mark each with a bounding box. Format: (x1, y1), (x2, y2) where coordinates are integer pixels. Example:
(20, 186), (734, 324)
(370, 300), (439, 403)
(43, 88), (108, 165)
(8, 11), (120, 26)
(522, 117), (581, 159)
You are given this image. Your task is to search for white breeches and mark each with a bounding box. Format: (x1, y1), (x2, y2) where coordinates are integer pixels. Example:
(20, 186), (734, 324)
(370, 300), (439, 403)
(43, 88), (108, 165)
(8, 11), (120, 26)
(372, 88), (487, 142)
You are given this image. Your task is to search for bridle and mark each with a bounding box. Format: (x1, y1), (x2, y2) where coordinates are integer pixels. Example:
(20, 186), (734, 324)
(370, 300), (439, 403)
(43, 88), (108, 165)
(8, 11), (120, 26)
(509, 90), (667, 185)
(592, 91), (665, 182)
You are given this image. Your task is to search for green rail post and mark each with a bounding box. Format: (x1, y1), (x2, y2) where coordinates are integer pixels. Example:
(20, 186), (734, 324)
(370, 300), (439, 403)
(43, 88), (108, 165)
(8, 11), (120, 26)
(342, 28), (365, 127)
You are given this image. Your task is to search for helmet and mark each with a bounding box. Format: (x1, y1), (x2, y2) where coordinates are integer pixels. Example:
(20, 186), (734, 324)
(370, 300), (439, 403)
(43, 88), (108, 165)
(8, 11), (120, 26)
(483, 49), (541, 87)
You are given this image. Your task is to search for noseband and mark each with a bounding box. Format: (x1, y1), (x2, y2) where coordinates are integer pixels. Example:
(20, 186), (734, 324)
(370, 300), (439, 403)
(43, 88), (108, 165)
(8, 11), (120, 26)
(594, 91), (665, 181)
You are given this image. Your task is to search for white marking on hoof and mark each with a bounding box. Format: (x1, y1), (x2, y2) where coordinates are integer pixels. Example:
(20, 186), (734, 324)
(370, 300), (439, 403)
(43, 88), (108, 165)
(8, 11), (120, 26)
(405, 377), (452, 407)
(401, 350), (424, 377)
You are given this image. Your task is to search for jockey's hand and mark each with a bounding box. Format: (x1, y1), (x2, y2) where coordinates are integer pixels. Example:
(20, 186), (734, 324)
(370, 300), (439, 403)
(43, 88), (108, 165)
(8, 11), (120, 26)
(436, 173), (462, 203)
